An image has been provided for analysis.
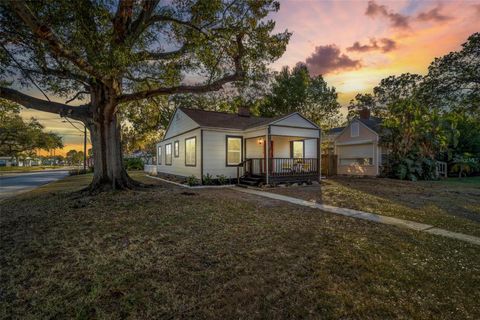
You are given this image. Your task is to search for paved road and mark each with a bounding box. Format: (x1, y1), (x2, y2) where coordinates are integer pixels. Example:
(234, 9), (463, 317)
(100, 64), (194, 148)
(0, 170), (69, 201)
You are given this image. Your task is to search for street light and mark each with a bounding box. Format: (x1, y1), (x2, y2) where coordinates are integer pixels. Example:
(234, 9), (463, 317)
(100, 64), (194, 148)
(62, 119), (88, 170)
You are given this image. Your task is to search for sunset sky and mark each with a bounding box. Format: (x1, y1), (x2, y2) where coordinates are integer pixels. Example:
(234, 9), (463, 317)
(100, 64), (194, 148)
(19, 0), (480, 155)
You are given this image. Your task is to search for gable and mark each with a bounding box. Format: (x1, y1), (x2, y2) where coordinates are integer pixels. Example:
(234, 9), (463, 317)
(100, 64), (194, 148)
(335, 119), (378, 143)
(270, 113), (318, 129)
(163, 108), (199, 140)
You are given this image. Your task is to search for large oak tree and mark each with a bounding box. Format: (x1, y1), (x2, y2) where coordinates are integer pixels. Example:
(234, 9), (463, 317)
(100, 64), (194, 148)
(0, 0), (289, 191)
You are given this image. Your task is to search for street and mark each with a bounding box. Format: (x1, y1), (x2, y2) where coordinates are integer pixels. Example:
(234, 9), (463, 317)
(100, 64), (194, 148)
(0, 170), (69, 201)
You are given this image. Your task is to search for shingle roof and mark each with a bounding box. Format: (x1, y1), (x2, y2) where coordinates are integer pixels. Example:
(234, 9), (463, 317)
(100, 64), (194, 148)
(178, 107), (285, 130)
(328, 126), (345, 135)
(358, 116), (382, 133)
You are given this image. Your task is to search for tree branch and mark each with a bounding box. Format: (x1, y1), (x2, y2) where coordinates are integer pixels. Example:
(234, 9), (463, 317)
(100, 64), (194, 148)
(117, 72), (243, 103)
(134, 44), (188, 60)
(9, 1), (107, 82)
(118, 33), (245, 103)
(0, 87), (90, 121)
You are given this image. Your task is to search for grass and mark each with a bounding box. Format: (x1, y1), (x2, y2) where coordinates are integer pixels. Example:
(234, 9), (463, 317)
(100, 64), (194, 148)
(0, 165), (65, 174)
(1, 173), (479, 319)
(270, 176), (480, 237)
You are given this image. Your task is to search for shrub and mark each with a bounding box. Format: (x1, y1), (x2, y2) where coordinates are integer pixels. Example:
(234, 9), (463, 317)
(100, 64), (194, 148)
(124, 158), (144, 170)
(216, 174), (230, 185)
(186, 175), (200, 186)
(68, 168), (89, 176)
(202, 173), (214, 185)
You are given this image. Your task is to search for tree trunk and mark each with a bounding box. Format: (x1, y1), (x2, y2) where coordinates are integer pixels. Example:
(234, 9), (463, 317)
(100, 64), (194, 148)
(85, 84), (140, 192)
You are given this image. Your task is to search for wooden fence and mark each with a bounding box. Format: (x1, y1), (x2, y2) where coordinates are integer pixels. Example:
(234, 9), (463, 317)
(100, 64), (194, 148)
(321, 154), (337, 176)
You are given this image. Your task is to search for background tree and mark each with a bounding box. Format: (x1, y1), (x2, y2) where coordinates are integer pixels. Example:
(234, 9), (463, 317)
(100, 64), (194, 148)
(66, 150), (84, 166)
(346, 93), (376, 120)
(422, 32), (479, 116)
(0, 0), (290, 191)
(0, 99), (63, 159)
(259, 64), (341, 129)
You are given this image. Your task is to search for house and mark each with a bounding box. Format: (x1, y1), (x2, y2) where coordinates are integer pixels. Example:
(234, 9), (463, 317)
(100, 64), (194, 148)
(0, 156), (14, 167)
(331, 109), (384, 176)
(149, 107), (321, 185)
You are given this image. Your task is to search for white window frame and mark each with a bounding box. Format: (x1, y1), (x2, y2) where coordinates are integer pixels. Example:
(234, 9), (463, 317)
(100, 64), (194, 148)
(226, 136), (243, 166)
(157, 146), (162, 165)
(185, 137), (196, 167)
(165, 143), (172, 165)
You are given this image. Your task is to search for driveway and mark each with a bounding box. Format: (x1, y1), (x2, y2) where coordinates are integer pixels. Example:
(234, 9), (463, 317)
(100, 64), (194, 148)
(0, 170), (69, 201)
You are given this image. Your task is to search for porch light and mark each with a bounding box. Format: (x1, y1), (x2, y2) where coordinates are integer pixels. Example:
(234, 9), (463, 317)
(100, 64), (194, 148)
(257, 138), (264, 144)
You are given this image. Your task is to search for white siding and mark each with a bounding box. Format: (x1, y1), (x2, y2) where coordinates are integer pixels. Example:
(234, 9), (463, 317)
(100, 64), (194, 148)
(245, 138), (263, 158)
(203, 130), (242, 178)
(305, 139), (318, 158)
(157, 128), (201, 178)
(272, 113), (317, 128)
(270, 125), (319, 138)
(243, 128), (266, 139)
(164, 109), (199, 140)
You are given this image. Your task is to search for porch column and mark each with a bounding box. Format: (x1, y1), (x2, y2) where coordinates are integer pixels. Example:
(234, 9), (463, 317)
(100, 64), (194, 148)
(318, 129), (322, 182)
(266, 126), (271, 185)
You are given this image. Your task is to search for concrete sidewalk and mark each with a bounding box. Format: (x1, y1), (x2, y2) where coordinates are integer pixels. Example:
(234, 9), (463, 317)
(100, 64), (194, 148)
(233, 187), (480, 246)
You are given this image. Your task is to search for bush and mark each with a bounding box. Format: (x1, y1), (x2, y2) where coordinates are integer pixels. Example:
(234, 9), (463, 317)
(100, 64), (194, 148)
(202, 173), (215, 185)
(68, 168), (91, 176)
(124, 158), (144, 170)
(390, 156), (437, 181)
(216, 174), (230, 185)
(186, 175), (200, 186)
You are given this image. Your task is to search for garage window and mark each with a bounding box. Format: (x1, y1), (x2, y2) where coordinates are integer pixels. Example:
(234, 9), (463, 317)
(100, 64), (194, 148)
(340, 158), (373, 166)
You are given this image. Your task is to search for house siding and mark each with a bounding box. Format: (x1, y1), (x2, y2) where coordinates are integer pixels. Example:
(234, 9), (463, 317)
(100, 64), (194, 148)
(272, 113), (317, 128)
(202, 130), (243, 178)
(335, 119), (379, 176)
(156, 128), (202, 178)
(270, 125), (319, 138)
(164, 109), (199, 140)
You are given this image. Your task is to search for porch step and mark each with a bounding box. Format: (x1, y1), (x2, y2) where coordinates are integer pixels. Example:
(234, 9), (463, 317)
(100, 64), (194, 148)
(238, 176), (263, 187)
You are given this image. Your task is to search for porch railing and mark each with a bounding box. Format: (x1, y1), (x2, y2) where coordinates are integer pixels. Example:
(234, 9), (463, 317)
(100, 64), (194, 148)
(243, 158), (318, 177)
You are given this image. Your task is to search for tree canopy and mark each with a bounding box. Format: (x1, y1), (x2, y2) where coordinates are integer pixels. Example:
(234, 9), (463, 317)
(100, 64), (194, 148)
(0, 0), (290, 190)
(259, 64), (341, 129)
(0, 99), (63, 158)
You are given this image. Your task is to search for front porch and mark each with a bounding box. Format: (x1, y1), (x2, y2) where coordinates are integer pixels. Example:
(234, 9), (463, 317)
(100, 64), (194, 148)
(238, 132), (321, 186)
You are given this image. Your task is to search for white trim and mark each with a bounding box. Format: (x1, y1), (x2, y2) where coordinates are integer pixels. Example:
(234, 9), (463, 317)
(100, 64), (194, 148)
(335, 139), (374, 146)
(268, 112), (320, 129)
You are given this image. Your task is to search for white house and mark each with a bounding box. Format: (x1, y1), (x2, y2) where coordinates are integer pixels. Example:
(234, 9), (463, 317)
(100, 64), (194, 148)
(148, 107), (321, 185)
(332, 109), (385, 176)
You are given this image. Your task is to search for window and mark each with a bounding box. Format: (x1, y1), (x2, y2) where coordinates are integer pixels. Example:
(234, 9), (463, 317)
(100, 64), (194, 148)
(339, 158), (373, 166)
(185, 137), (196, 166)
(226, 136), (242, 166)
(165, 143), (172, 165)
(351, 122), (359, 137)
(291, 140), (304, 159)
(157, 146), (162, 165)
(174, 141), (179, 157)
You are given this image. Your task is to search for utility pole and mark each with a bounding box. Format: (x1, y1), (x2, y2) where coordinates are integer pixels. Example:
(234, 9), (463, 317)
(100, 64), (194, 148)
(83, 125), (87, 170)
(62, 118), (88, 170)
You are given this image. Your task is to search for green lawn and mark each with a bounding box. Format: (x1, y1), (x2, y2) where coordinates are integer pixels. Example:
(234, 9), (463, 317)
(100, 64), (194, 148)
(0, 165), (65, 174)
(270, 176), (480, 237)
(1, 173), (479, 319)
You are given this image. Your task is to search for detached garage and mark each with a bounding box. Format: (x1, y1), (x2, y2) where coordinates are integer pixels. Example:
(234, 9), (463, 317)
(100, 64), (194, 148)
(333, 109), (383, 176)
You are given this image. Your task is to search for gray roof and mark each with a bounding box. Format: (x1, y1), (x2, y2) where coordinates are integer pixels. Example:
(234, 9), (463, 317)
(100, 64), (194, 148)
(358, 116), (382, 133)
(328, 126), (345, 135)
(179, 107), (286, 130)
